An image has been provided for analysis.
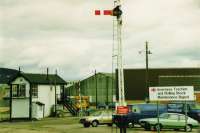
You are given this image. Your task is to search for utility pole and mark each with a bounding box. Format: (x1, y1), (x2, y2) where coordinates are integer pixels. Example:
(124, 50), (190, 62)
(145, 41), (151, 102)
(95, 70), (98, 109)
(145, 41), (149, 102)
(78, 80), (83, 117)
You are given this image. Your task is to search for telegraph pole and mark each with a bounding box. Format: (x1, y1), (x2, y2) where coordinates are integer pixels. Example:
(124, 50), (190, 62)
(145, 41), (149, 102)
(95, 70), (98, 109)
(139, 41), (151, 102)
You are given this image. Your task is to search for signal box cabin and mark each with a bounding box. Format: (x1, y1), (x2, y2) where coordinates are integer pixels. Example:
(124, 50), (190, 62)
(9, 73), (66, 120)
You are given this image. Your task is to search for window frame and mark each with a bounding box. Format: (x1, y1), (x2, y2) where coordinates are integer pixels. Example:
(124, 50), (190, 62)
(32, 84), (38, 98)
(12, 84), (26, 98)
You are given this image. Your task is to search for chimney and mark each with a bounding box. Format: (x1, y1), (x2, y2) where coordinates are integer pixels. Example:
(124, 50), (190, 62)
(55, 69), (58, 75)
(18, 66), (21, 74)
(46, 68), (49, 80)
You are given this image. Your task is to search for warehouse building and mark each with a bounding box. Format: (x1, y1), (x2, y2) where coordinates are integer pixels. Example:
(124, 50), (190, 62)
(159, 75), (200, 102)
(66, 73), (116, 105)
(66, 68), (200, 104)
(122, 68), (200, 101)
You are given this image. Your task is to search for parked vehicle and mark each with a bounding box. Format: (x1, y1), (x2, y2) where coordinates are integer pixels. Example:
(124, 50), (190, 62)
(80, 110), (113, 127)
(125, 103), (167, 128)
(97, 103), (107, 109)
(167, 102), (200, 122)
(139, 113), (199, 132)
(108, 102), (116, 109)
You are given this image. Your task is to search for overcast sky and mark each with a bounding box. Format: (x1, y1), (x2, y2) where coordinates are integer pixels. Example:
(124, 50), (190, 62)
(0, 0), (200, 80)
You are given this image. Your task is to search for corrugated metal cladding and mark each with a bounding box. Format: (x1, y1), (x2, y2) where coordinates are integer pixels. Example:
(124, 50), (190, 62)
(121, 68), (200, 100)
(159, 76), (200, 91)
(65, 73), (116, 104)
(159, 76), (200, 102)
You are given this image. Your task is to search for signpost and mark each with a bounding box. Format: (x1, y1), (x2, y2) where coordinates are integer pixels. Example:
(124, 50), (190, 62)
(149, 86), (194, 101)
(149, 86), (194, 133)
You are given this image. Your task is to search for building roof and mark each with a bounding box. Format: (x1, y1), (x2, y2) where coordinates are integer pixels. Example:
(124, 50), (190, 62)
(0, 68), (19, 84)
(10, 73), (67, 85)
(98, 72), (114, 78)
(82, 72), (114, 81)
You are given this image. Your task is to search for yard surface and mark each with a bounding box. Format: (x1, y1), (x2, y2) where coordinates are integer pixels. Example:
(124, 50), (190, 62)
(0, 116), (199, 133)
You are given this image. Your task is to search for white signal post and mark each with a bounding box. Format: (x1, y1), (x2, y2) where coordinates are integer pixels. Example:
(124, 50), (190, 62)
(94, 1), (127, 133)
(94, 0), (126, 107)
(115, 0), (125, 106)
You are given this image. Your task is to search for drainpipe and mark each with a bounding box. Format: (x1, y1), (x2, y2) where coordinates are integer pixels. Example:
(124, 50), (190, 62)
(29, 84), (32, 120)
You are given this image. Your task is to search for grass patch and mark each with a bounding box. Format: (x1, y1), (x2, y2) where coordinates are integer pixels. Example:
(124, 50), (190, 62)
(0, 112), (9, 121)
(0, 107), (9, 121)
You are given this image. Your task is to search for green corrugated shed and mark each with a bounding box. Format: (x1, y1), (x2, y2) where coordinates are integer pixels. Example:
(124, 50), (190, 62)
(65, 73), (116, 104)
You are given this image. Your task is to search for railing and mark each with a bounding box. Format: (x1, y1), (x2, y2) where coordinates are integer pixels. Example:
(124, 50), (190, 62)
(63, 98), (78, 116)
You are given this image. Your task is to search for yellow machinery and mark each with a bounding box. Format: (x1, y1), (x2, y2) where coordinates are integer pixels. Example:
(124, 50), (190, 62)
(74, 96), (90, 110)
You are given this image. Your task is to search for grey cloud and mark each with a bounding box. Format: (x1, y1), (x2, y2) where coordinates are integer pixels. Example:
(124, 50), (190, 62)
(1, 0), (200, 80)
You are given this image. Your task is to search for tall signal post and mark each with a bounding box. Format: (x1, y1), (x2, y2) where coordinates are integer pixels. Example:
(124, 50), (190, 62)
(95, 0), (127, 132)
(95, 0), (125, 107)
(114, 0), (125, 107)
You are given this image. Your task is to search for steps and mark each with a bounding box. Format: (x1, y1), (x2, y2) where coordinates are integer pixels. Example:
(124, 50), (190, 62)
(63, 99), (78, 116)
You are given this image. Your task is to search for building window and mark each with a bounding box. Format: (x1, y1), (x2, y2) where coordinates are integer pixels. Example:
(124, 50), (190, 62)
(12, 85), (18, 97)
(12, 84), (26, 97)
(32, 84), (38, 97)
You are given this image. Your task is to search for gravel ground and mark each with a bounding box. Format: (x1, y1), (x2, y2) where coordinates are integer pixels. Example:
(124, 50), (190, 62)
(0, 117), (199, 133)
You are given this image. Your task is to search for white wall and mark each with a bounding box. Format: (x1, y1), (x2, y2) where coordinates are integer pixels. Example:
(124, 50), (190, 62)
(12, 99), (29, 118)
(33, 85), (61, 117)
(32, 103), (44, 119)
(11, 77), (30, 118)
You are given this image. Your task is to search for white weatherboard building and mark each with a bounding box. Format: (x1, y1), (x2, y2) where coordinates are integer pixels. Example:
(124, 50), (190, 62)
(9, 73), (66, 120)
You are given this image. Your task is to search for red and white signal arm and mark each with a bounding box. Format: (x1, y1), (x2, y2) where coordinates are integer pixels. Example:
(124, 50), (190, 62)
(116, 106), (129, 114)
(95, 10), (113, 16)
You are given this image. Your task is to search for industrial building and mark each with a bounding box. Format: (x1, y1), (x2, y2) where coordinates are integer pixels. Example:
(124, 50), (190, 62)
(67, 68), (200, 104)
(66, 73), (116, 105)
(122, 68), (200, 101)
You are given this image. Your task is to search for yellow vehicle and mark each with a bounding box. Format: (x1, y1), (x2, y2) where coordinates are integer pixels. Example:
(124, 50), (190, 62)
(74, 96), (89, 110)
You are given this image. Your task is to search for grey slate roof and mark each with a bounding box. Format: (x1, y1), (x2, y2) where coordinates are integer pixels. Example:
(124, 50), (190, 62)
(11, 73), (67, 85)
(0, 68), (19, 84)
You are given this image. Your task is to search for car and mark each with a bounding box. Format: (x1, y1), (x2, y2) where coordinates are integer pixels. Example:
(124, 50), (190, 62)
(139, 113), (199, 132)
(108, 102), (116, 109)
(167, 102), (200, 122)
(80, 110), (113, 128)
(125, 103), (167, 128)
(97, 103), (107, 109)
